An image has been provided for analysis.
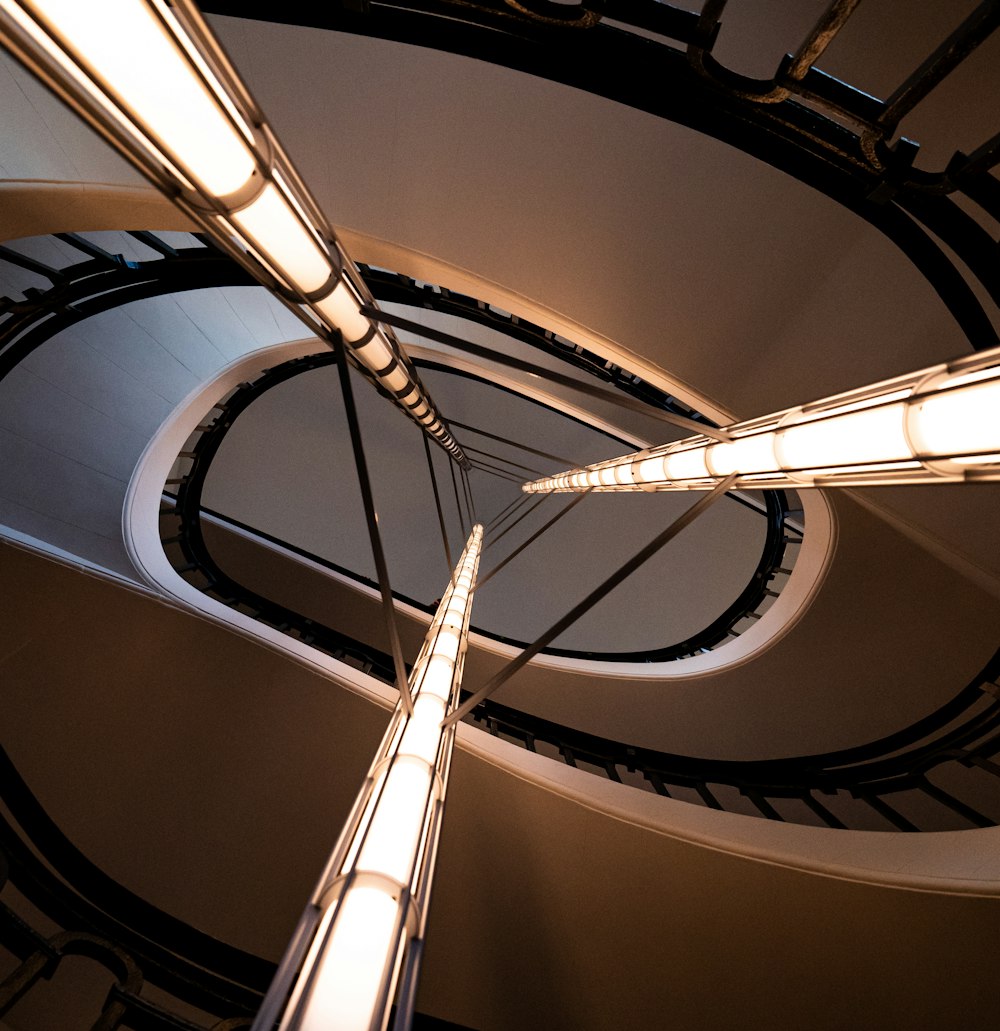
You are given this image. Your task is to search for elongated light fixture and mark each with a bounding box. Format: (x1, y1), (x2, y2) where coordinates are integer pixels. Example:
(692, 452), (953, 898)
(523, 344), (1000, 494)
(0, 0), (466, 464)
(252, 525), (483, 1031)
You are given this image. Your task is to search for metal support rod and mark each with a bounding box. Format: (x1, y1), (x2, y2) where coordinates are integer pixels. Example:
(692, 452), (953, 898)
(0, 243), (64, 282)
(476, 489), (593, 591)
(876, 1), (1000, 134)
(444, 473), (738, 726)
(477, 469), (529, 486)
(423, 433), (455, 585)
(128, 230), (178, 257)
(361, 307), (731, 442)
(462, 445), (543, 476)
(55, 231), (124, 265)
(472, 461), (525, 483)
(485, 495), (550, 552)
(485, 491), (533, 538)
(333, 335), (413, 717)
(447, 418), (579, 466)
(484, 492), (527, 533)
(448, 454), (467, 535)
(461, 465), (477, 523)
(472, 456), (537, 481)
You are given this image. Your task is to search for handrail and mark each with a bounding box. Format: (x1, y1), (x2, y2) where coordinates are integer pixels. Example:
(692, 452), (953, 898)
(0, 233), (256, 382)
(198, 0), (1000, 193)
(356, 265), (718, 429)
(0, 232), (735, 437)
(0, 748), (470, 1029)
(159, 490), (1000, 833)
(165, 349), (796, 664)
(469, 665), (1000, 831)
(197, 0), (1000, 351)
(0, 744), (265, 1028)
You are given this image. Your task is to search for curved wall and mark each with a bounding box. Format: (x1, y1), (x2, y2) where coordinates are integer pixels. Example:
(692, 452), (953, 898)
(3, 540), (1000, 1031)
(121, 335), (998, 759)
(0, 225), (309, 578)
(1, 23), (1000, 1025)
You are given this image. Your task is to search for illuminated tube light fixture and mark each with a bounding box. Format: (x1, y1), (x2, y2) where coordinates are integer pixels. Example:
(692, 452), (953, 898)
(522, 345), (1000, 494)
(0, 0), (466, 465)
(253, 526), (484, 1031)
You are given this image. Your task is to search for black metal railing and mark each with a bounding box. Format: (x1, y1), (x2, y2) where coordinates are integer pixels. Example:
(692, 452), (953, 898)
(159, 487), (1000, 833)
(0, 745), (264, 1029)
(0, 231), (255, 382)
(0, 748), (471, 1030)
(357, 265), (716, 428)
(469, 663), (1000, 832)
(200, 0), (1000, 353)
(164, 348), (798, 664)
(0, 230), (745, 439)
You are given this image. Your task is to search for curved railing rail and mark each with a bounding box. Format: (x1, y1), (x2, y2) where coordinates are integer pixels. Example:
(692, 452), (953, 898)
(159, 489), (1000, 833)
(471, 662), (1000, 832)
(0, 745), (263, 1029)
(357, 264), (717, 428)
(0, 747), (470, 1030)
(0, 231), (257, 382)
(0, 231), (727, 434)
(201, 0), (1000, 353)
(164, 347), (796, 664)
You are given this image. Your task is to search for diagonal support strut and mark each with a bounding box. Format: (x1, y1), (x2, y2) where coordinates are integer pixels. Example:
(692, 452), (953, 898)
(333, 334), (413, 716)
(444, 473), (738, 726)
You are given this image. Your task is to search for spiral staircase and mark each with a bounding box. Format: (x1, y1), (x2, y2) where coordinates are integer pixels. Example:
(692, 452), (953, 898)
(2, 3), (1000, 1029)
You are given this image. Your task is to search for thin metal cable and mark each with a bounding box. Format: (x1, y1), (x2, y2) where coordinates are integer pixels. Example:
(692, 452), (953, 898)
(485, 495), (549, 552)
(445, 474), (738, 725)
(423, 433), (455, 585)
(476, 489), (592, 591)
(448, 454), (467, 536)
(462, 444), (543, 476)
(447, 418), (579, 466)
(333, 335), (413, 716)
